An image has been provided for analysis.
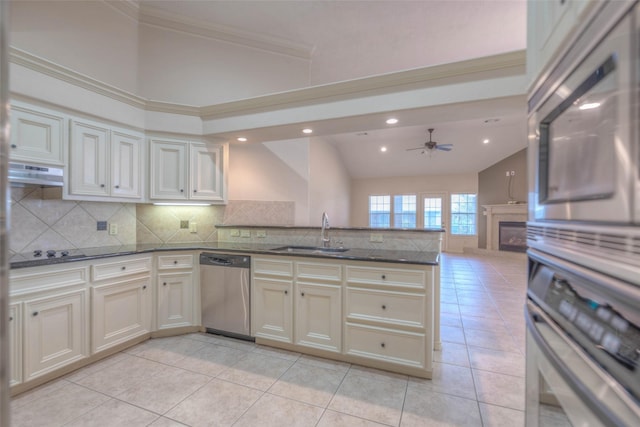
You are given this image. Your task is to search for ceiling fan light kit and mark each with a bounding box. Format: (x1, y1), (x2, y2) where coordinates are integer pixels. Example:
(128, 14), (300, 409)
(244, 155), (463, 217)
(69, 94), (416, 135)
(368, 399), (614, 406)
(406, 128), (454, 155)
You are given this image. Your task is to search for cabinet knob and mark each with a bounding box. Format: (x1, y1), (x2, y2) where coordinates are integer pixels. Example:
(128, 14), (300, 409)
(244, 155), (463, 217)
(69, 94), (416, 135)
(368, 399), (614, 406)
(380, 342), (385, 348)
(301, 292), (305, 297)
(174, 260), (178, 264)
(381, 274), (386, 280)
(11, 144), (16, 149)
(193, 189), (197, 193)
(143, 285), (147, 290)
(163, 282), (167, 286)
(100, 184), (105, 188)
(115, 185), (120, 189)
(9, 316), (13, 321)
(180, 189), (184, 193)
(121, 266), (126, 270)
(382, 305), (386, 310)
(32, 311), (39, 316)
(284, 290), (288, 295)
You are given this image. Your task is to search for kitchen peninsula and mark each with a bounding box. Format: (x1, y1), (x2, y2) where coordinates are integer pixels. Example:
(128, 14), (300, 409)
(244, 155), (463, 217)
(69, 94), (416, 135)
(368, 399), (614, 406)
(8, 226), (442, 395)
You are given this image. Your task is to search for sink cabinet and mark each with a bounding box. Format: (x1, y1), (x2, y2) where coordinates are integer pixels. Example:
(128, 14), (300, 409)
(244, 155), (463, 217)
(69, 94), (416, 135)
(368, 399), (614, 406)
(252, 258), (294, 343)
(156, 253), (197, 330)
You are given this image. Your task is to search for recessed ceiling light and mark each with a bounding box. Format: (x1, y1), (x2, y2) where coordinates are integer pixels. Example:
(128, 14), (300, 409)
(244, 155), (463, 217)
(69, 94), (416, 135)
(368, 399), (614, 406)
(483, 139), (490, 144)
(302, 128), (313, 134)
(579, 102), (601, 110)
(386, 118), (398, 125)
(237, 137), (247, 142)
(380, 146), (387, 152)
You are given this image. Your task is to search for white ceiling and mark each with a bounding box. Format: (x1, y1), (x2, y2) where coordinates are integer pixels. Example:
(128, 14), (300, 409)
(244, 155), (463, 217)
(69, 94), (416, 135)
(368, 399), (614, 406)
(140, 0), (529, 178)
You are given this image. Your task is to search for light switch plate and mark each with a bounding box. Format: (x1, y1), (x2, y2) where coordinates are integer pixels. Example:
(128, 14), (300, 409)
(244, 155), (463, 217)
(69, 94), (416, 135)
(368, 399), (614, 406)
(189, 222), (197, 233)
(109, 223), (118, 235)
(256, 230), (266, 238)
(240, 229), (251, 238)
(370, 233), (384, 243)
(230, 229), (240, 237)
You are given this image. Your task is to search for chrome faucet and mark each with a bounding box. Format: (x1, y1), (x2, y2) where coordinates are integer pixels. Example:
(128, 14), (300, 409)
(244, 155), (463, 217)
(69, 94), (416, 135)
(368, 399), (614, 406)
(321, 212), (330, 248)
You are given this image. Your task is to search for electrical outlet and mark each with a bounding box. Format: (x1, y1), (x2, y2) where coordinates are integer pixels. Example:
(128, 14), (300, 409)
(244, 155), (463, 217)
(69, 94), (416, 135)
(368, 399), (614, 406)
(189, 222), (197, 233)
(97, 221), (107, 231)
(256, 230), (267, 238)
(505, 171), (510, 177)
(230, 229), (240, 237)
(370, 233), (384, 243)
(240, 229), (251, 238)
(180, 220), (189, 229)
(109, 223), (118, 235)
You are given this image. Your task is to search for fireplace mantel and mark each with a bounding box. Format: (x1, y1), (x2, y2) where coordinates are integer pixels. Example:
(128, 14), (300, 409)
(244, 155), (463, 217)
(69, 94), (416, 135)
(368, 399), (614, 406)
(482, 204), (528, 251)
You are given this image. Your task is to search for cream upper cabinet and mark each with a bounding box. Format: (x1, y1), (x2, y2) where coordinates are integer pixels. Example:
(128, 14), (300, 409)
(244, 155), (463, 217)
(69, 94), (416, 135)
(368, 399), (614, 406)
(9, 102), (66, 166)
(149, 138), (189, 200)
(190, 143), (225, 201)
(23, 289), (88, 382)
(69, 119), (144, 201)
(150, 138), (227, 203)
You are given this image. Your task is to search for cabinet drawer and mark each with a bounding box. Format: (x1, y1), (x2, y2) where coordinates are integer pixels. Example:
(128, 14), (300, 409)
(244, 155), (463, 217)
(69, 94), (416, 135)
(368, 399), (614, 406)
(157, 254), (194, 269)
(346, 288), (425, 328)
(253, 258), (293, 278)
(345, 323), (425, 368)
(92, 257), (151, 281)
(296, 262), (342, 282)
(10, 266), (88, 295)
(346, 265), (425, 289)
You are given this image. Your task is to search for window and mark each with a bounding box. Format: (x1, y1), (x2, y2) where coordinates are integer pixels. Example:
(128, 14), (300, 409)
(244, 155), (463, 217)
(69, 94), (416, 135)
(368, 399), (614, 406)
(369, 195), (390, 228)
(450, 193), (477, 235)
(423, 197), (442, 229)
(393, 195), (416, 228)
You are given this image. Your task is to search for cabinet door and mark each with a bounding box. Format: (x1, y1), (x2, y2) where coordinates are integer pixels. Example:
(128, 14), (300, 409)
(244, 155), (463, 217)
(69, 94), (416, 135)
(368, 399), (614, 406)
(252, 277), (293, 343)
(23, 289), (88, 382)
(9, 104), (65, 165)
(69, 120), (109, 196)
(92, 276), (151, 354)
(157, 272), (193, 329)
(9, 302), (22, 387)
(111, 130), (144, 199)
(190, 143), (225, 201)
(149, 139), (188, 200)
(295, 282), (341, 352)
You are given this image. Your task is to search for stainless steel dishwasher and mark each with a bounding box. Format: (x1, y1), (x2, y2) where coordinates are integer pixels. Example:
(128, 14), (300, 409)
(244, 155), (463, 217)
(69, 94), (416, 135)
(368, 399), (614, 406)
(200, 253), (253, 341)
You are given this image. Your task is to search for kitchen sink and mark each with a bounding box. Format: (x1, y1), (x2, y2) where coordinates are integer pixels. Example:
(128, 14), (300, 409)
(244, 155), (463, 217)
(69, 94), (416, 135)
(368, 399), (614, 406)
(270, 245), (349, 254)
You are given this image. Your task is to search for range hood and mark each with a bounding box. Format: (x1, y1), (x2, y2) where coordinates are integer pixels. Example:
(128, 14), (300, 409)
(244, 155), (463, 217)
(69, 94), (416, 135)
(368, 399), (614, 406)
(9, 162), (64, 187)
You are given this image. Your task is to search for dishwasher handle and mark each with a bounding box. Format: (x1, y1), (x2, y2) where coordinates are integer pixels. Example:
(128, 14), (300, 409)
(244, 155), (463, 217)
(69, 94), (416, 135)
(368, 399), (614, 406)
(200, 253), (251, 268)
(201, 255), (233, 266)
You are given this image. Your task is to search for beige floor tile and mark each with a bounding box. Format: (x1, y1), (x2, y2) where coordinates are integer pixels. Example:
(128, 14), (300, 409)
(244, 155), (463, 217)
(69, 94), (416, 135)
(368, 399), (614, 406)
(461, 315), (510, 333)
(328, 372), (406, 425)
(433, 342), (470, 367)
(11, 382), (110, 427)
(468, 346), (525, 377)
(440, 302), (461, 315)
(458, 304), (502, 319)
(408, 362), (476, 400)
(115, 365), (210, 414)
(252, 344), (301, 361)
(63, 352), (135, 383)
(169, 342), (248, 377)
(10, 378), (70, 410)
(297, 354), (351, 374)
(149, 417), (189, 426)
(65, 398), (159, 427)
(74, 356), (166, 396)
(400, 387), (482, 427)
(473, 370), (525, 411)
(268, 361), (346, 407)
(441, 312), (463, 327)
(201, 334), (257, 352)
(125, 336), (207, 365)
(479, 403), (525, 427)
(317, 410), (389, 427)
(233, 393), (324, 427)
(464, 328), (520, 353)
(441, 325), (466, 344)
(216, 352), (294, 391)
(347, 364), (409, 385)
(165, 378), (262, 426)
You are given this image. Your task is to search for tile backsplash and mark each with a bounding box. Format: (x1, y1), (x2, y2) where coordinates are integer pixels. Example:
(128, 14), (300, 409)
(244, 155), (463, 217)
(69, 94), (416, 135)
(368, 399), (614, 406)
(9, 191), (298, 254)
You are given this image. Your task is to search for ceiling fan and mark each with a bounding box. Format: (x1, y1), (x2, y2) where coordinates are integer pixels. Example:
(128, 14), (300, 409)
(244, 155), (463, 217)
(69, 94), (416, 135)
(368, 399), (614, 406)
(406, 128), (454, 153)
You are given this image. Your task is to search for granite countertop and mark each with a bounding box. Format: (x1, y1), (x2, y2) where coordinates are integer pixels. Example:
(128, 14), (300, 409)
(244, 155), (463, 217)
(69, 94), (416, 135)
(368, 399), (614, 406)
(10, 242), (440, 269)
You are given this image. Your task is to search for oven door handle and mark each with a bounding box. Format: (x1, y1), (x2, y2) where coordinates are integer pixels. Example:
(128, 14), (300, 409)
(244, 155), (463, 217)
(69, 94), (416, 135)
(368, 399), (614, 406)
(525, 301), (627, 427)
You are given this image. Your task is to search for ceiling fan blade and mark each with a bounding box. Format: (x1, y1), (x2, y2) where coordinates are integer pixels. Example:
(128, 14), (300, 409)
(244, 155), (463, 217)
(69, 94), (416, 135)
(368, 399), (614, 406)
(406, 146), (427, 151)
(436, 145), (453, 151)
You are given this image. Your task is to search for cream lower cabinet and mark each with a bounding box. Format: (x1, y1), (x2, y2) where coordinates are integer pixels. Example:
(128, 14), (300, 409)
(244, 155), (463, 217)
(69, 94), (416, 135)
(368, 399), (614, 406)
(91, 256), (152, 354)
(23, 289), (88, 382)
(252, 257), (294, 343)
(156, 253), (196, 330)
(9, 302), (22, 386)
(295, 261), (342, 353)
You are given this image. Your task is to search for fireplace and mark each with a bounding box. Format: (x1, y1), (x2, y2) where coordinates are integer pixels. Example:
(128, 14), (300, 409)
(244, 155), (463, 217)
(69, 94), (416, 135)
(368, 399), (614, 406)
(499, 221), (527, 252)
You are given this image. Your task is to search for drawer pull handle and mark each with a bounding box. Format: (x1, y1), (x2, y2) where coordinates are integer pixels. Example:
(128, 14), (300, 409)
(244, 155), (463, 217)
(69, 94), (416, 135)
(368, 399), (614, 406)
(174, 260), (178, 264)
(382, 305), (386, 310)
(32, 311), (39, 316)
(381, 274), (386, 280)
(284, 290), (288, 295)
(380, 342), (385, 348)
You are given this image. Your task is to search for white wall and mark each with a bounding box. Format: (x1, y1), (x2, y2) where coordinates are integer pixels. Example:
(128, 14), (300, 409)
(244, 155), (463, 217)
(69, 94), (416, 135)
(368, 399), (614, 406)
(308, 138), (351, 227)
(10, 0), (139, 93)
(228, 142), (309, 225)
(137, 24), (311, 105)
(350, 173), (479, 252)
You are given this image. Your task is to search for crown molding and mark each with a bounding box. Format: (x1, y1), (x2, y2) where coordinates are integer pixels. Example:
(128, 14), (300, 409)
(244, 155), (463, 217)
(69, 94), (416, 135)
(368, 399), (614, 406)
(200, 50), (527, 119)
(103, 0), (139, 22)
(9, 47), (147, 109)
(138, 4), (313, 60)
